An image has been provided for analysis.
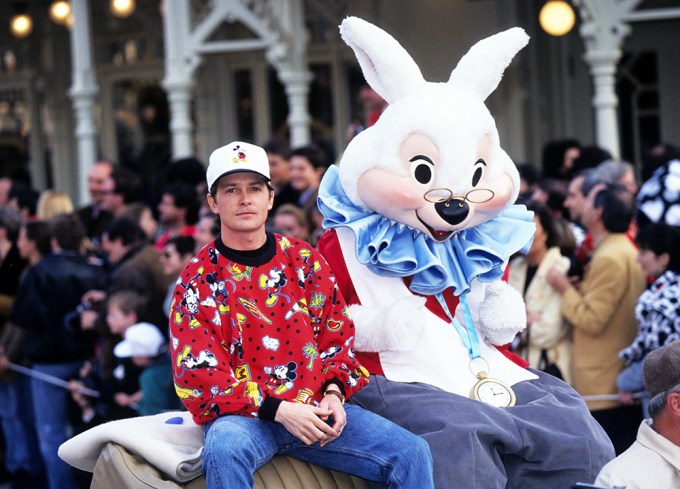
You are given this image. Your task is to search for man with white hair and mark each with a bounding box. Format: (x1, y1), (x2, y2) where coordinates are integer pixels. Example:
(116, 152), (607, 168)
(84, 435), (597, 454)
(595, 340), (680, 488)
(595, 160), (638, 195)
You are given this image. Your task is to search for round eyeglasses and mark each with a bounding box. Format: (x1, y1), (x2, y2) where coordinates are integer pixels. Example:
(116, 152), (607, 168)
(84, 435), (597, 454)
(423, 188), (495, 207)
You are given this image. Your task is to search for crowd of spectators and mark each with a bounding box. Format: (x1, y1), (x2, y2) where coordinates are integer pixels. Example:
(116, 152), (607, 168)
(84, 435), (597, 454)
(510, 139), (680, 466)
(0, 135), (336, 488)
(0, 132), (677, 488)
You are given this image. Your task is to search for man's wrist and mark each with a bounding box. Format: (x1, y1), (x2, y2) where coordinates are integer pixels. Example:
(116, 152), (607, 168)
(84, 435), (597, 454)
(323, 390), (345, 404)
(259, 395), (283, 421)
(321, 379), (346, 397)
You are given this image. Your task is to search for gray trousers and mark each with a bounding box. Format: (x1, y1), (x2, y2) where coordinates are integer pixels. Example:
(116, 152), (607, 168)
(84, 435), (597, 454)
(350, 370), (614, 489)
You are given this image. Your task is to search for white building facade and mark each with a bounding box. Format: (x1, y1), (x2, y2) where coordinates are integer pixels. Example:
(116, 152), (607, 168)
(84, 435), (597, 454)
(0, 0), (679, 204)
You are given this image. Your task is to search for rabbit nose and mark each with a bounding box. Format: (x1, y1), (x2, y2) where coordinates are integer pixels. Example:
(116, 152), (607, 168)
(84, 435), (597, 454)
(435, 199), (469, 225)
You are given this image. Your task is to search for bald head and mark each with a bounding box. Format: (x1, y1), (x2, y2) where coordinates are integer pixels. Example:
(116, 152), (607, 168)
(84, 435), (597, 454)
(88, 161), (114, 205)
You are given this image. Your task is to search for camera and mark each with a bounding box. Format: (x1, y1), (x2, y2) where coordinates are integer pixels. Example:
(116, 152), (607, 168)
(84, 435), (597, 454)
(77, 300), (100, 314)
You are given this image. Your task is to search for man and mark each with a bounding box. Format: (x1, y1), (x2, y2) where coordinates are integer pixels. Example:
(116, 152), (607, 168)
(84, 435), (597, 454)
(595, 340), (680, 488)
(170, 141), (434, 489)
(0, 208), (41, 488)
(289, 144), (328, 213)
(346, 84), (388, 141)
(262, 138), (299, 214)
(566, 168), (638, 276)
(9, 214), (107, 489)
(7, 186), (40, 221)
(102, 166), (142, 217)
(77, 160), (115, 246)
(359, 83), (386, 127)
(596, 160), (638, 195)
(154, 182), (200, 250)
(563, 169), (599, 274)
(82, 216), (171, 333)
(548, 183), (646, 453)
(563, 169), (595, 226)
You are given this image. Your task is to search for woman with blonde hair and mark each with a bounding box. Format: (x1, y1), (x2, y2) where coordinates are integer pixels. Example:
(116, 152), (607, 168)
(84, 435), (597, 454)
(36, 190), (74, 220)
(508, 201), (572, 384)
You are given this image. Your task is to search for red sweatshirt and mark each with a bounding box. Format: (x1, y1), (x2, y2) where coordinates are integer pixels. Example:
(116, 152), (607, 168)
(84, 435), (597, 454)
(170, 232), (368, 425)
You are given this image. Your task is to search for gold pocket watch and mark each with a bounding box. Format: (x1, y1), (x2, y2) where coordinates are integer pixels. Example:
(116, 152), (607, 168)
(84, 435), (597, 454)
(469, 358), (516, 407)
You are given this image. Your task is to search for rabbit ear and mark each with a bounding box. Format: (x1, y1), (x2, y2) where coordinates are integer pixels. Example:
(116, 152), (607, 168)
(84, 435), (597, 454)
(448, 27), (529, 101)
(340, 17), (425, 104)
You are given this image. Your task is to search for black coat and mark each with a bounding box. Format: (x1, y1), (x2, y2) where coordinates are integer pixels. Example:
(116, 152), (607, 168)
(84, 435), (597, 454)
(10, 251), (107, 363)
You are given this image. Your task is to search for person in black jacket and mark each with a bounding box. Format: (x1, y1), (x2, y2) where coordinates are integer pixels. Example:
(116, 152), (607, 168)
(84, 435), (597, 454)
(9, 213), (107, 489)
(0, 207), (35, 487)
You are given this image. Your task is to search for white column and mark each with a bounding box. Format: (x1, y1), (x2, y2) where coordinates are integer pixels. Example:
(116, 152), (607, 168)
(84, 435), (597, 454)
(583, 50), (622, 157)
(162, 0), (197, 159)
(269, 0), (312, 147)
(280, 70), (312, 147)
(68, 0), (99, 205)
(574, 0), (642, 159)
(165, 82), (194, 158)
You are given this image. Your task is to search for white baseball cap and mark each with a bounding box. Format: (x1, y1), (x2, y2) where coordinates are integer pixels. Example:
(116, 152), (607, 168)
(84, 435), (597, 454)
(207, 141), (271, 191)
(114, 322), (167, 358)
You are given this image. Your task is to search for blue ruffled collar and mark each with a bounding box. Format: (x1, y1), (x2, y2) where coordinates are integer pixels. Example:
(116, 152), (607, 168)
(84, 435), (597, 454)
(317, 165), (535, 296)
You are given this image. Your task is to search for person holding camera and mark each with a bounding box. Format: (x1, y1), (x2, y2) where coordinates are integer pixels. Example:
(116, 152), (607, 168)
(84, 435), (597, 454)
(68, 290), (152, 428)
(9, 213), (107, 489)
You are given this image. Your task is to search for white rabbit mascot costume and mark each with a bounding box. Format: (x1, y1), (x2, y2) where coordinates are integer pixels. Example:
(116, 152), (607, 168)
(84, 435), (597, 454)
(317, 17), (614, 488)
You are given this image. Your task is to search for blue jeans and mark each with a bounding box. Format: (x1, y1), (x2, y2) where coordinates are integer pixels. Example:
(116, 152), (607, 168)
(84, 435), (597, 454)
(617, 361), (650, 418)
(203, 404), (434, 489)
(30, 361), (83, 489)
(0, 375), (44, 477)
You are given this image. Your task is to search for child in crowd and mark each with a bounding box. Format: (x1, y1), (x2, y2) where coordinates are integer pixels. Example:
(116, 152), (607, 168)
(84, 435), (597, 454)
(113, 322), (178, 416)
(69, 290), (146, 425)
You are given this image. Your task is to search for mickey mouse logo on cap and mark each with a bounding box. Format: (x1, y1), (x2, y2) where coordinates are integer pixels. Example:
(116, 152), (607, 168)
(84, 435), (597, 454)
(206, 141), (271, 190)
(233, 145), (247, 163)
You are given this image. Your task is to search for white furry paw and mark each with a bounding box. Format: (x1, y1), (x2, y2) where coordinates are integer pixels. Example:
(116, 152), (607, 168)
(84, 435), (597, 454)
(478, 281), (526, 345)
(349, 295), (427, 352)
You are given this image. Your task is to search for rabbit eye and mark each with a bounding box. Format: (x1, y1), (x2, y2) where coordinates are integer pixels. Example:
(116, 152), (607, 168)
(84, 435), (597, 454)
(471, 159), (486, 187)
(409, 155), (434, 185)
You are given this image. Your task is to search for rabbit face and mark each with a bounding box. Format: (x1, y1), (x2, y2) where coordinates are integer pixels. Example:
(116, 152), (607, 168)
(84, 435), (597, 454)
(345, 84), (519, 241)
(335, 17), (528, 242)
